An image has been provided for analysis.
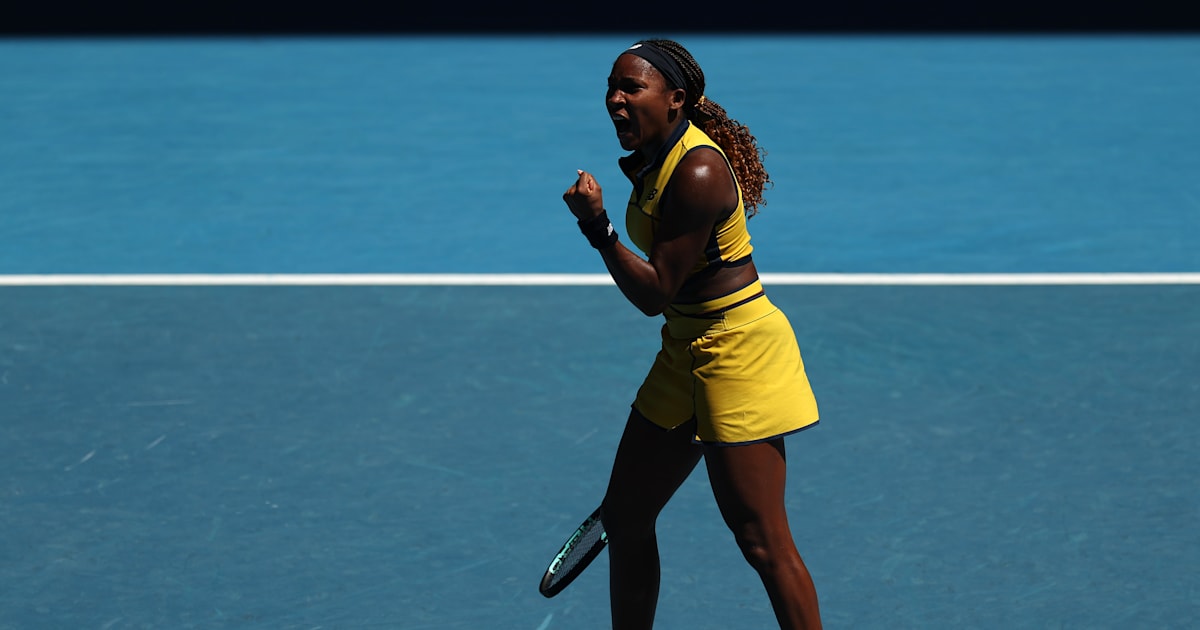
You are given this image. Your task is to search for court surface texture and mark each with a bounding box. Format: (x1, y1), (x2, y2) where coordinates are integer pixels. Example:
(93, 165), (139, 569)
(2, 35), (1197, 629)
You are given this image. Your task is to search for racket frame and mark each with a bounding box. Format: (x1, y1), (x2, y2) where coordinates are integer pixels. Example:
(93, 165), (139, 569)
(538, 506), (608, 598)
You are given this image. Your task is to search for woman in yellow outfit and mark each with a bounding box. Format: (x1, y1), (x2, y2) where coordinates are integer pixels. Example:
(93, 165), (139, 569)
(562, 39), (823, 629)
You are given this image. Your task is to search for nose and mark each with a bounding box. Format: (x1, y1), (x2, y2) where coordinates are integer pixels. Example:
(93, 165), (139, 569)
(606, 89), (625, 108)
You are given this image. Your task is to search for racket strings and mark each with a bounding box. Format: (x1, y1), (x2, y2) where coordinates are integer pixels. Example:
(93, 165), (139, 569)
(540, 512), (608, 597)
(555, 521), (605, 576)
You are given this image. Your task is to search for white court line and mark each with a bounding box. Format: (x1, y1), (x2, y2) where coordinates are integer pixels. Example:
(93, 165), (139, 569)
(0, 273), (1198, 286)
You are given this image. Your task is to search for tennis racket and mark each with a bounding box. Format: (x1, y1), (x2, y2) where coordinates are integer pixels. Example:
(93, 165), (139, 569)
(539, 506), (608, 598)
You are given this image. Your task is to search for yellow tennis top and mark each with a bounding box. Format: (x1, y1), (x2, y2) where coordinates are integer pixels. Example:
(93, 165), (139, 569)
(620, 120), (753, 275)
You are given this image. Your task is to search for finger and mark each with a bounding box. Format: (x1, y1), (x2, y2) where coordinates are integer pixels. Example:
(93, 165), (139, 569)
(575, 170), (594, 192)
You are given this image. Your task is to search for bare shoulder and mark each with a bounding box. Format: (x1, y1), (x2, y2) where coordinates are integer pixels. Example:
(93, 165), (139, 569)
(671, 147), (737, 216)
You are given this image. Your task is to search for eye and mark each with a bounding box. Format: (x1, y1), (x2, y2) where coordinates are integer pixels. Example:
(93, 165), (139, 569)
(607, 78), (644, 97)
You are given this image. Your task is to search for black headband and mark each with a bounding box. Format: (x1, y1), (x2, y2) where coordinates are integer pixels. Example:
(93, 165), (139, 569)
(624, 41), (688, 92)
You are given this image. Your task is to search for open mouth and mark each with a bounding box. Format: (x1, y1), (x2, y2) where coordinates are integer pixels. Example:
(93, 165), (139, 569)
(612, 115), (632, 136)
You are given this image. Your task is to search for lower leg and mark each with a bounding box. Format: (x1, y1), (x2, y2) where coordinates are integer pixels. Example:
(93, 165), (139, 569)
(607, 531), (661, 630)
(747, 538), (821, 630)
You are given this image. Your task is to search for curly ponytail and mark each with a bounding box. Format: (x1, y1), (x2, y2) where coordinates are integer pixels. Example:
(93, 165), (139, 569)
(639, 39), (772, 217)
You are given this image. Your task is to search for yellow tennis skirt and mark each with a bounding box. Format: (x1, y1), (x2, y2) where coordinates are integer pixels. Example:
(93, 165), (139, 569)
(633, 279), (820, 445)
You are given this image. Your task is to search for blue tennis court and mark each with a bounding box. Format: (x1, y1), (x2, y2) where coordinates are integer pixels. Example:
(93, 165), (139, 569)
(1, 35), (1198, 629)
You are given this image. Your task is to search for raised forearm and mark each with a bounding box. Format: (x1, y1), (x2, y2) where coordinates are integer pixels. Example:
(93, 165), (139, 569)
(597, 241), (674, 317)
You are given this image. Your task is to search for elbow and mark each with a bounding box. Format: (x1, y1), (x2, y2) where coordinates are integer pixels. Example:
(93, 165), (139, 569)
(618, 270), (675, 316)
(618, 288), (667, 317)
(634, 295), (669, 317)
(638, 304), (664, 317)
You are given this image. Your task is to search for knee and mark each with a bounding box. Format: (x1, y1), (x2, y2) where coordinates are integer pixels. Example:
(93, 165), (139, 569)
(731, 528), (796, 574)
(600, 497), (657, 546)
(734, 534), (773, 571)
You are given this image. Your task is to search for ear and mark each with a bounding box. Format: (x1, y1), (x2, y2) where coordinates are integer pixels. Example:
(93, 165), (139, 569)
(668, 88), (687, 113)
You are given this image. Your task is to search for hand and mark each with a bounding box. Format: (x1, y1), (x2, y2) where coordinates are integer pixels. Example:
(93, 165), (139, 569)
(563, 169), (606, 221)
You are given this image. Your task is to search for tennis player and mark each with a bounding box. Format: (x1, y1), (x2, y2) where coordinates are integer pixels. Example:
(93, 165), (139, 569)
(562, 39), (823, 629)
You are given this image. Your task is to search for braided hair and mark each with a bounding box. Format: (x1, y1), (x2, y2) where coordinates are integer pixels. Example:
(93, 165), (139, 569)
(640, 39), (772, 217)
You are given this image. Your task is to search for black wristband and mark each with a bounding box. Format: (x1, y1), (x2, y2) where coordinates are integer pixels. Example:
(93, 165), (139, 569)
(578, 210), (619, 249)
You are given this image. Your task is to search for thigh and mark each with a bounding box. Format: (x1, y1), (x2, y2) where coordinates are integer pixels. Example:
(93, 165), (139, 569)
(703, 439), (792, 534)
(602, 409), (704, 532)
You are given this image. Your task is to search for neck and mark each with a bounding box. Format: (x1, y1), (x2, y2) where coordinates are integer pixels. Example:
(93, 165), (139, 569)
(639, 117), (687, 161)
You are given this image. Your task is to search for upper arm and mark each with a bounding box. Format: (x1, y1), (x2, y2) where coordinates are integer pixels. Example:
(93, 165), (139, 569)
(647, 148), (739, 300)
